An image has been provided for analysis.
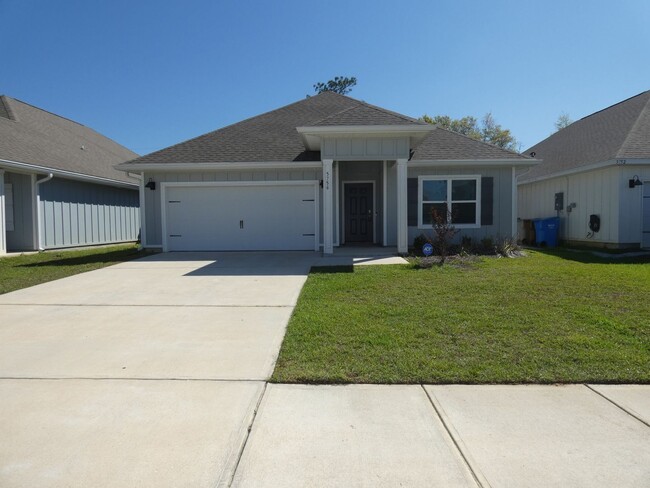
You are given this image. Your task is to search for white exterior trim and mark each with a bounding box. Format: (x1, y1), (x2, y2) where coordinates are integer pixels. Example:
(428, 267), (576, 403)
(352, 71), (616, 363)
(160, 180), (320, 253)
(0, 169), (5, 254)
(0, 158), (137, 189)
(334, 161), (340, 246)
(139, 173), (147, 248)
(383, 160), (388, 246)
(517, 158), (650, 186)
(417, 175), (482, 229)
(322, 160), (334, 254)
(117, 161), (323, 172)
(410, 159), (537, 167)
(396, 159), (408, 253)
(341, 180), (377, 245)
(508, 166), (518, 240)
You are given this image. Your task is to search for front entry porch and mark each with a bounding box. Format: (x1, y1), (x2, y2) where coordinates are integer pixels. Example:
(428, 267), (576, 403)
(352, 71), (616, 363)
(322, 159), (408, 255)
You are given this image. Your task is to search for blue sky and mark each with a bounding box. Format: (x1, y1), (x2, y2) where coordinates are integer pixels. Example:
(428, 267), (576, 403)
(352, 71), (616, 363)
(2, 0), (649, 154)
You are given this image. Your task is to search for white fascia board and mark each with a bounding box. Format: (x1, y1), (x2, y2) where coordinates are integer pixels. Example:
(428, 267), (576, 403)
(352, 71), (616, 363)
(0, 158), (138, 189)
(515, 158), (650, 186)
(409, 159), (539, 167)
(297, 125), (434, 151)
(296, 125), (433, 136)
(116, 161), (324, 172)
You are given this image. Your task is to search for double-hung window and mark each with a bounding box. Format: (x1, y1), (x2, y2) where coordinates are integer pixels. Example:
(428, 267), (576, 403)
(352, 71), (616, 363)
(418, 176), (481, 228)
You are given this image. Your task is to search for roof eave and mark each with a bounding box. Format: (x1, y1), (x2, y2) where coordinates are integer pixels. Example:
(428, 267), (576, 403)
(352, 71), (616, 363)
(409, 158), (539, 167)
(0, 158), (139, 188)
(296, 124), (434, 151)
(115, 160), (324, 172)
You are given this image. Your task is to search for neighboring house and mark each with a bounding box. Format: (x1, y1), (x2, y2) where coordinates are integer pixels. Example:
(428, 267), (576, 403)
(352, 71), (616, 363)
(0, 96), (140, 254)
(518, 91), (650, 249)
(117, 92), (536, 254)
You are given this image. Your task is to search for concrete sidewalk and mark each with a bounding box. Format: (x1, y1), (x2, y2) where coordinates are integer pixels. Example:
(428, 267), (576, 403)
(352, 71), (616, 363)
(233, 384), (649, 488)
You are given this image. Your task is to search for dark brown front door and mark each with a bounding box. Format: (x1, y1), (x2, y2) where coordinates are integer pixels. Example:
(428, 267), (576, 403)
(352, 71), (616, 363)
(344, 183), (373, 243)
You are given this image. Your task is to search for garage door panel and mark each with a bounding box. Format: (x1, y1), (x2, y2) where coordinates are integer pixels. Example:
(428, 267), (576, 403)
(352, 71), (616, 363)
(165, 184), (316, 251)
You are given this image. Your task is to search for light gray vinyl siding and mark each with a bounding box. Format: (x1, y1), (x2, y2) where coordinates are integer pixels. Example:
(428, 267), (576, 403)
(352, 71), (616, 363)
(407, 166), (514, 245)
(143, 169), (321, 247)
(5, 172), (34, 251)
(39, 178), (139, 249)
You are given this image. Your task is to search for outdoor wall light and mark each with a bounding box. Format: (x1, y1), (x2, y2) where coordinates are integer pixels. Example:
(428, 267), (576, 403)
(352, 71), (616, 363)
(145, 178), (156, 190)
(319, 179), (323, 188)
(628, 175), (643, 188)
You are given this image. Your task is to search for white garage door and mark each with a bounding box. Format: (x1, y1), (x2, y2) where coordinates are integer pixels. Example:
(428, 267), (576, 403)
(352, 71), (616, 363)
(163, 183), (318, 251)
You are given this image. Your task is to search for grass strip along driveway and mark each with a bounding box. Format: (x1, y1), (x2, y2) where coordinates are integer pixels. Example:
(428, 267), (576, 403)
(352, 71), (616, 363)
(0, 244), (146, 295)
(272, 250), (650, 384)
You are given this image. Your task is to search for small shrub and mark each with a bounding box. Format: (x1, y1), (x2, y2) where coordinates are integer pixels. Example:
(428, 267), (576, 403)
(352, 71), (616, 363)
(431, 208), (459, 265)
(412, 234), (431, 255)
(461, 236), (472, 250)
(495, 237), (523, 257)
(480, 237), (494, 254)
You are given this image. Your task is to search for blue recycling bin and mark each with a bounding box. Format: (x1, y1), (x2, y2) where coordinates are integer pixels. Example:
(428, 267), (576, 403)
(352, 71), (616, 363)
(533, 217), (560, 247)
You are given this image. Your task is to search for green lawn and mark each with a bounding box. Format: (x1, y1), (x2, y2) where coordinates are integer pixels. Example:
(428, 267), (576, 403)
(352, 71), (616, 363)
(272, 250), (650, 384)
(0, 244), (147, 294)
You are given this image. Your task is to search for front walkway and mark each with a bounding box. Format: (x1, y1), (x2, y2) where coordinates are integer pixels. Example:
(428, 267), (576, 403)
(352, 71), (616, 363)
(1, 252), (648, 487)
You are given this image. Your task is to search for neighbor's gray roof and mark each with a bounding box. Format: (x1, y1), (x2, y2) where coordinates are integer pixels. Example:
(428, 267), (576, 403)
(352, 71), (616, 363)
(520, 90), (650, 182)
(121, 91), (525, 166)
(0, 96), (138, 184)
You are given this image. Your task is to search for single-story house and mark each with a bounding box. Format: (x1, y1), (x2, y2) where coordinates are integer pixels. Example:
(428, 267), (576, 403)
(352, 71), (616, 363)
(117, 92), (536, 254)
(518, 90), (650, 249)
(0, 96), (140, 254)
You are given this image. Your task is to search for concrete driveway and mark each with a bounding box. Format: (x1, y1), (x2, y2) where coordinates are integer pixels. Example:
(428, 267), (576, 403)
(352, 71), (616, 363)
(0, 252), (313, 487)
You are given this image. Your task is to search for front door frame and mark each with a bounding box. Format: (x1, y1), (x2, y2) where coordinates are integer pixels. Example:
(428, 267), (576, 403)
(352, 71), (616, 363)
(341, 180), (376, 245)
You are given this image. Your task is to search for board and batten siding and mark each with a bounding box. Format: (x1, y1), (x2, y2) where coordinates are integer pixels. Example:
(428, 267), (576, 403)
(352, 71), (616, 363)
(406, 166), (514, 245)
(617, 164), (650, 245)
(39, 178), (139, 249)
(143, 169), (322, 247)
(518, 165), (621, 245)
(4, 172), (34, 251)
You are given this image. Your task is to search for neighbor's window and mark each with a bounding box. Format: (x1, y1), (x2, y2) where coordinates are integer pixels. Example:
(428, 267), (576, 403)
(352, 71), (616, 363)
(418, 176), (480, 227)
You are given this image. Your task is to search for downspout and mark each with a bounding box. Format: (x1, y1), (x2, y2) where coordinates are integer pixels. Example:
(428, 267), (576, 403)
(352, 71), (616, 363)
(35, 173), (53, 251)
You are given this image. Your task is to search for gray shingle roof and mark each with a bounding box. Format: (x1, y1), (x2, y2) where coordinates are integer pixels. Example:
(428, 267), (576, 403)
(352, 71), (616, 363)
(122, 91), (527, 166)
(0, 96), (138, 184)
(520, 90), (650, 182)
(412, 126), (526, 160)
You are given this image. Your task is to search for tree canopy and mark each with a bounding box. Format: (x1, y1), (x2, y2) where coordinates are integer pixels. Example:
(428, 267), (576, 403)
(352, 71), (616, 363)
(421, 113), (519, 151)
(313, 76), (357, 95)
(554, 112), (573, 132)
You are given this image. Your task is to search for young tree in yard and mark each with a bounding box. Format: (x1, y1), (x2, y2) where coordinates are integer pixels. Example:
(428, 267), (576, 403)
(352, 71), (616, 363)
(421, 112), (519, 151)
(554, 112), (573, 131)
(431, 207), (459, 265)
(313, 76), (357, 95)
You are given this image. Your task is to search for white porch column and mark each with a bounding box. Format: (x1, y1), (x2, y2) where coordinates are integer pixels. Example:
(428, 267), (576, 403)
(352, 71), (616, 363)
(322, 159), (334, 254)
(396, 158), (408, 254)
(0, 170), (6, 254)
(511, 166), (518, 239)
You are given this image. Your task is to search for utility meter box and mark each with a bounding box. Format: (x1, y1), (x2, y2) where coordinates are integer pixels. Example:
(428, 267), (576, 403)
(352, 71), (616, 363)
(554, 192), (564, 211)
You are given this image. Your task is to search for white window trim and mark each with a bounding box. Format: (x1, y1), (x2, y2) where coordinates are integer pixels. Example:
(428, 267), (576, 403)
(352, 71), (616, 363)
(417, 175), (481, 229)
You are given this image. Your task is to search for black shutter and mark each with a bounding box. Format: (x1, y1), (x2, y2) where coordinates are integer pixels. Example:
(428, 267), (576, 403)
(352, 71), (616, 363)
(481, 177), (494, 226)
(407, 178), (418, 226)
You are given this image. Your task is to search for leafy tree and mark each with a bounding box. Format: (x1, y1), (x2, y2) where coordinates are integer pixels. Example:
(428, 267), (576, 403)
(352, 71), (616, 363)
(421, 112), (519, 151)
(313, 76), (357, 95)
(554, 112), (573, 132)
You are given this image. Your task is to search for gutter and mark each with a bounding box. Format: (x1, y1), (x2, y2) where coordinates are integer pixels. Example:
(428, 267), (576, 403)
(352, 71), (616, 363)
(0, 158), (138, 189)
(35, 173), (54, 251)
